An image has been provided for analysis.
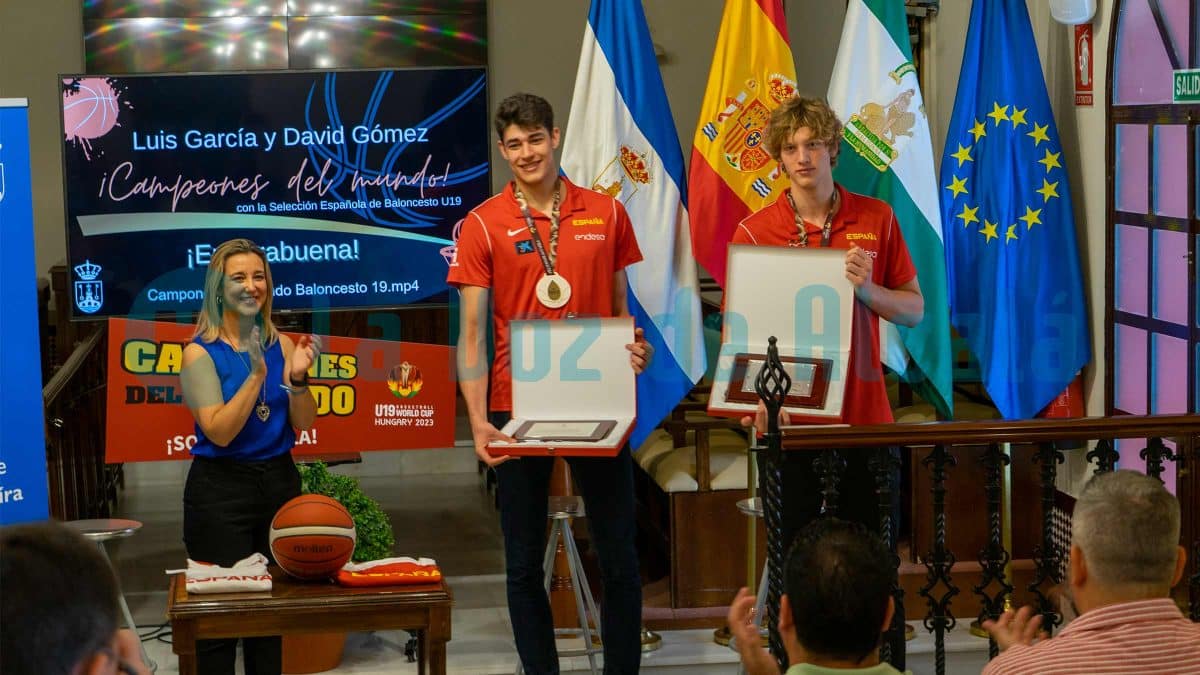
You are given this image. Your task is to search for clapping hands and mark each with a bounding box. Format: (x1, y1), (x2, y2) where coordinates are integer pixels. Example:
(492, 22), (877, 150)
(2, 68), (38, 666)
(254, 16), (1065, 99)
(288, 333), (321, 383)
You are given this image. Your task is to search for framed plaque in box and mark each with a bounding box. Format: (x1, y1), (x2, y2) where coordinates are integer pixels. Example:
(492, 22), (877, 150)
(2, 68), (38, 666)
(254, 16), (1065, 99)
(487, 317), (636, 457)
(726, 353), (833, 409)
(707, 245), (854, 421)
(513, 420), (618, 443)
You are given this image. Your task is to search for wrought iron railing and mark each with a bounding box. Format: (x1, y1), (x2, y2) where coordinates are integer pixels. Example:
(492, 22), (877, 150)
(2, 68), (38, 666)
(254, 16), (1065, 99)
(756, 406), (1199, 674)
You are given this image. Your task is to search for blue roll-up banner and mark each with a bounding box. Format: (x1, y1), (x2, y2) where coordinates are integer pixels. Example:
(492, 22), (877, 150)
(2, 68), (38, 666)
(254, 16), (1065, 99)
(0, 99), (50, 524)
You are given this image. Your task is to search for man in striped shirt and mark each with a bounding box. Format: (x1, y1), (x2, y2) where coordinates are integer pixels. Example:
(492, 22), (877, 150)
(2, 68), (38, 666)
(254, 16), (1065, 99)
(982, 470), (1200, 674)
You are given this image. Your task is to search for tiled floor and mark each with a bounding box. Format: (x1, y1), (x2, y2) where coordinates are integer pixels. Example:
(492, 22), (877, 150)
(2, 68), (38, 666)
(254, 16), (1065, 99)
(109, 448), (991, 674)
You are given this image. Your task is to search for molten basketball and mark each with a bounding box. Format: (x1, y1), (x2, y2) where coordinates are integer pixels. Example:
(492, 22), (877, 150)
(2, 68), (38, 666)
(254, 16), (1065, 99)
(269, 495), (356, 580)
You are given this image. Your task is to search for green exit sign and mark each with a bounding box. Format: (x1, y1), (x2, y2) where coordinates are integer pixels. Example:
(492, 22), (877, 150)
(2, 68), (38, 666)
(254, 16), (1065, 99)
(1174, 69), (1200, 102)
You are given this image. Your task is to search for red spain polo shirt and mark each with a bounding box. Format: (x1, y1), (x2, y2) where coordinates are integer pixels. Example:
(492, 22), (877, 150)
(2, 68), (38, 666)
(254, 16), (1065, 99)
(447, 178), (643, 412)
(732, 183), (916, 424)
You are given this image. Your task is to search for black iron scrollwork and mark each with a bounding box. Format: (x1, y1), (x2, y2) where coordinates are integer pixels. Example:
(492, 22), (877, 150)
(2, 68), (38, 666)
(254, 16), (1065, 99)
(754, 336), (791, 672)
(870, 448), (904, 669)
(1191, 540), (1200, 622)
(1085, 438), (1119, 473)
(1140, 437), (1175, 482)
(814, 449), (846, 517)
(1029, 442), (1065, 633)
(975, 443), (1013, 659)
(919, 444), (958, 675)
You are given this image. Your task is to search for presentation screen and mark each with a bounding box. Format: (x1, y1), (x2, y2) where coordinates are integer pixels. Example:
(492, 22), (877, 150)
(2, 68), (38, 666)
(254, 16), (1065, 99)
(60, 67), (489, 318)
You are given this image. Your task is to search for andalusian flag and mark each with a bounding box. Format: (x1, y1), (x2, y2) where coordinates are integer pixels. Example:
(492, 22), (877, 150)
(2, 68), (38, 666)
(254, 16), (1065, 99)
(688, 0), (796, 287)
(828, 0), (954, 418)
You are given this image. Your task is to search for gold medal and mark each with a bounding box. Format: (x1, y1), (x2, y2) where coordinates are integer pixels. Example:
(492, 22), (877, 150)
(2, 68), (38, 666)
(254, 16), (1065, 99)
(536, 273), (571, 309)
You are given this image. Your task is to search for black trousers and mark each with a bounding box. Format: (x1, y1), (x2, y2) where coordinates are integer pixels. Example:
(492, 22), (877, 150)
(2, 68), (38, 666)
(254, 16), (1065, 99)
(183, 453), (301, 675)
(491, 412), (642, 675)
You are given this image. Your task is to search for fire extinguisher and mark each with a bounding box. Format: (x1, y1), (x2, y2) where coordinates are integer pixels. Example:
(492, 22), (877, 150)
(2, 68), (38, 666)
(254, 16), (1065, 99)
(1038, 373), (1085, 419)
(1038, 372), (1085, 449)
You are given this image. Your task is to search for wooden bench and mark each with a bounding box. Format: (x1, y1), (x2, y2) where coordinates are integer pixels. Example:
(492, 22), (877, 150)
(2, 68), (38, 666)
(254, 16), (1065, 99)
(166, 570), (452, 674)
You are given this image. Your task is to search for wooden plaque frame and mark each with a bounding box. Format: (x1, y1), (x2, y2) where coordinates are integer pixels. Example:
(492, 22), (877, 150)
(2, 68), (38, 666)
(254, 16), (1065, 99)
(726, 353), (833, 409)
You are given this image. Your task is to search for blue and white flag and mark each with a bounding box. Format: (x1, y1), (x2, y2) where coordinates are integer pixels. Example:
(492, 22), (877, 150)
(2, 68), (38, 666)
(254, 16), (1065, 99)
(561, 0), (707, 449)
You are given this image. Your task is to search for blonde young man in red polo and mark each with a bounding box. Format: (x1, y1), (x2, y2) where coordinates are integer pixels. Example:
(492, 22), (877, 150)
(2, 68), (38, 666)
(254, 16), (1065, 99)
(734, 95), (922, 603)
(448, 92), (650, 674)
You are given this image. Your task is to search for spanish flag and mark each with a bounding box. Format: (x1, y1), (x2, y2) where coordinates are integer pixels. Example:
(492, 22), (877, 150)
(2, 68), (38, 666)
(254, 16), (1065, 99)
(688, 0), (796, 287)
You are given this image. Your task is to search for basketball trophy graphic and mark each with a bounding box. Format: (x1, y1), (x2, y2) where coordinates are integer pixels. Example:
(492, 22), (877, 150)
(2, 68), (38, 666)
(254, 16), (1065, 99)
(387, 361), (423, 398)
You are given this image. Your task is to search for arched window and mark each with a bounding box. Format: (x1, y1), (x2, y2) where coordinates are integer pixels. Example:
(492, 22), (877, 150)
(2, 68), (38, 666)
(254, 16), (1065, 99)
(1108, 0), (1198, 486)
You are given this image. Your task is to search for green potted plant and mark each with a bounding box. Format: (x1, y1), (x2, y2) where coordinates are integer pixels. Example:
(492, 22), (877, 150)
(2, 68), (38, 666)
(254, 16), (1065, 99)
(282, 461), (395, 674)
(298, 461), (395, 562)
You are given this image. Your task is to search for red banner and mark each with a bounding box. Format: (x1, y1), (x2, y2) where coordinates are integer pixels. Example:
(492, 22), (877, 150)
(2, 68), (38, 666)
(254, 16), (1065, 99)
(105, 318), (456, 462)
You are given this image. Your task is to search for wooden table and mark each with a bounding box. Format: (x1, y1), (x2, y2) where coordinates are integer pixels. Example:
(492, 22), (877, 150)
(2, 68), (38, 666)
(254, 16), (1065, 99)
(166, 569), (452, 674)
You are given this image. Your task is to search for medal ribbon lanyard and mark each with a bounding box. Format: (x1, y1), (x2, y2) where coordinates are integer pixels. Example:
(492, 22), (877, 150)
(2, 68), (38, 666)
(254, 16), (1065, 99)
(514, 182), (561, 276)
(786, 189), (838, 248)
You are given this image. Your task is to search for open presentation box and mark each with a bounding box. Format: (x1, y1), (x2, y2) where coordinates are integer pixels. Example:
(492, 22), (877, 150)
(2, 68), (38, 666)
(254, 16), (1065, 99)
(708, 245), (854, 421)
(488, 317), (635, 457)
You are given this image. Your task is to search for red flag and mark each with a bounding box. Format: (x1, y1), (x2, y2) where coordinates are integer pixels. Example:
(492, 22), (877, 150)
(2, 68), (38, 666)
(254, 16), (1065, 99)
(688, 0), (796, 286)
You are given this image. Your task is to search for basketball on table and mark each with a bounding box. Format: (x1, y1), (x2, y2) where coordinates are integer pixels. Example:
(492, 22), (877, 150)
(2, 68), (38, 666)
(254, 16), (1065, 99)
(269, 495), (356, 580)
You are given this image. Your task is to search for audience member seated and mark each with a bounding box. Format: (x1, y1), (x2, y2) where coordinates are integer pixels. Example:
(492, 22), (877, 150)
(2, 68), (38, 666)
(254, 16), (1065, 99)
(983, 469), (1200, 674)
(728, 518), (906, 675)
(0, 521), (152, 675)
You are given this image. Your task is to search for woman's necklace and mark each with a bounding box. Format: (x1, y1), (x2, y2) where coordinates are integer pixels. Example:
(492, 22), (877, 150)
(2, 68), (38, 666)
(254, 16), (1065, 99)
(232, 341), (270, 422)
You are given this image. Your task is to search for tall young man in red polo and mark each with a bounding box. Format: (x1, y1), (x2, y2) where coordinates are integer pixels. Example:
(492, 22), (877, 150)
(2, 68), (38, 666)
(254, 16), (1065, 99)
(448, 92), (650, 674)
(734, 94), (923, 552)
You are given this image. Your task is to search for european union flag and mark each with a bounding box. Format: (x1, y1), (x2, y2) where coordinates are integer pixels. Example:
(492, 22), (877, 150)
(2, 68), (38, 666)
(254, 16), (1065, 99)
(939, 0), (1090, 420)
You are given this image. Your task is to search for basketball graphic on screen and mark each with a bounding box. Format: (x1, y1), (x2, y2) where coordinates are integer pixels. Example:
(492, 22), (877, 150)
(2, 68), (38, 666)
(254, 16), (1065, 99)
(62, 78), (122, 160)
(269, 495), (356, 580)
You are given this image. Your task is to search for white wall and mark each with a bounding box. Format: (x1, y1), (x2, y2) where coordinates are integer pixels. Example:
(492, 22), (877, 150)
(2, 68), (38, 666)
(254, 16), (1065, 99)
(0, 0), (84, 277)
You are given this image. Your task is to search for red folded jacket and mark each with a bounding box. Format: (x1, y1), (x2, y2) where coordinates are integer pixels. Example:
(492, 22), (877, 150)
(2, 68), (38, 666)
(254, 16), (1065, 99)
(335, 557), (442, 587)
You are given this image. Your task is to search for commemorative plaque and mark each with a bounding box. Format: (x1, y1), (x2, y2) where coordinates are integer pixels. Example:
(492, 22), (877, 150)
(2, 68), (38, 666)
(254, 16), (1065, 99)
(725, 353), (833, 409)
(707, 245), (854, 420)
(489, 317), (635, 457)
(513, 420), (617, 443)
